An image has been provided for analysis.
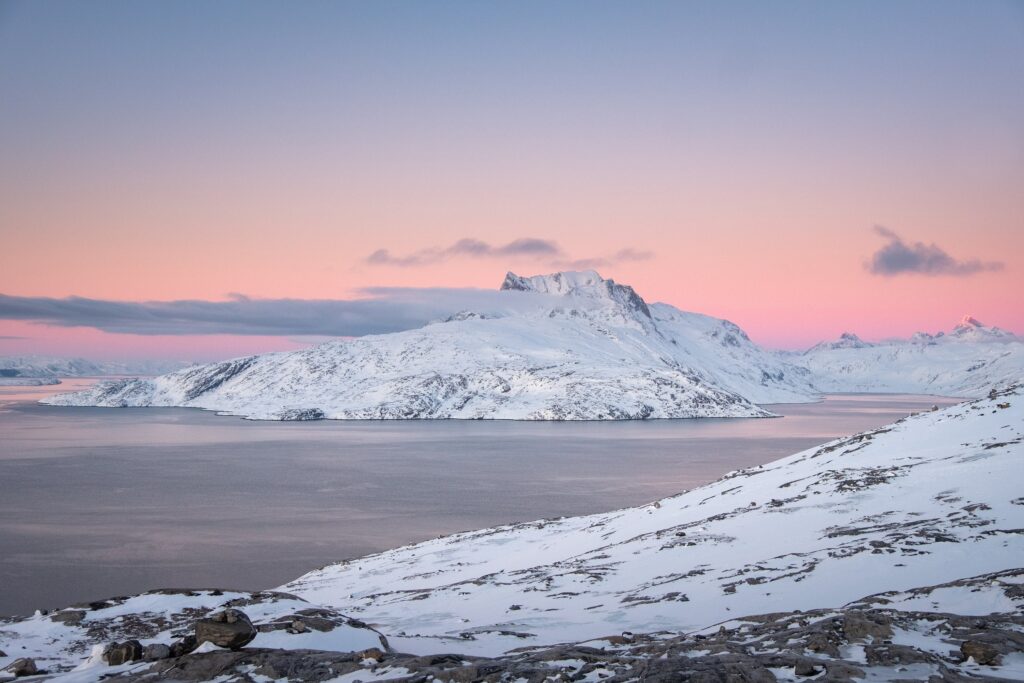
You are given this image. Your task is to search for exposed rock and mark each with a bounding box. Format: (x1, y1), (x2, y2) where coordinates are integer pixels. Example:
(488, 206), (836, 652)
(195, 609), (256, 650)
(961, 639), (1001, 665)
(49, 609), (86, 626)
(794, 659), (822, 676)
(170, 635), (198, 658)
(143, 643), (171, 661)
(104, 640), (144, 665)
(842, 611), (893, 641)
(3, 658), (37, 677)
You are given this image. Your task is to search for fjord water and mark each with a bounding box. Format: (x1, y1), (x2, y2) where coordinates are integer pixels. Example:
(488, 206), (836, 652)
(0, 387), (958, 616)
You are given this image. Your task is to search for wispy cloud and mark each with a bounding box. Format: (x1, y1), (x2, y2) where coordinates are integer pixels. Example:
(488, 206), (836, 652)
(366, 237), (651, 269)
(367, 238), (561, 267)
(867, 226), (1004, 277)
(554, 248), (653, 270)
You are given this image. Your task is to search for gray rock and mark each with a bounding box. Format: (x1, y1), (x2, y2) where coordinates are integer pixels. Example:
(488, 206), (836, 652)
(104, 640), (143, 665)
(961, 639), (1001, 665)
(794, 659), (822, 676)
(49, 609), (86, 626)
(842, 611), (892, 641)
(169, 635), (198, 658)
(195, 608), (257, 650)
(143, 643), (172, 661)
(3, 658), (38, 677)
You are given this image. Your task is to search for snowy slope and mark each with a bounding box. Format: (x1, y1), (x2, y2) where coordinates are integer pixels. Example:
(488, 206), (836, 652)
(794, 316), (1024, 397)
(42, 271), (816, 420)
(3, 388), (1021, 680)
(0, 589), (386, 676)
(281, 386), (1023, 656)
(0, 355), (188, 379)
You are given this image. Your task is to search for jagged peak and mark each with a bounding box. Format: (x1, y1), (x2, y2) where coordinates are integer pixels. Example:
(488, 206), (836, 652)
(501, 270), (652, 319)
(806, 331), (873, 353)
(955, 315), (984, 330)
(501, 270), (604, 294)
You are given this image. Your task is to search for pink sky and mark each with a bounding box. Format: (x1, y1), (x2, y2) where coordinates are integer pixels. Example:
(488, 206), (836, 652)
(1, 2), (1021, 361)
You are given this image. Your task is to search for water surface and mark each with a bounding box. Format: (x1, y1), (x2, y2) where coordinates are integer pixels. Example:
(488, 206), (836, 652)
(0, 389), (958, 616)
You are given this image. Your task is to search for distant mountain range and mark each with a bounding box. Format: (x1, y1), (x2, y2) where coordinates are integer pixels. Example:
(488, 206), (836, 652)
(795, 314), (1023, 397)
(0, 355), (189, 380)
(40, 271), (1024, 419)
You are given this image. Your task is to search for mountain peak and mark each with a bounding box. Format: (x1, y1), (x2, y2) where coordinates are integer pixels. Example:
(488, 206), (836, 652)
(501, 270), (604, 294)
(956, 315), (984, 330)
(806, 331), (873, 353)
(501, 270), (652, 319)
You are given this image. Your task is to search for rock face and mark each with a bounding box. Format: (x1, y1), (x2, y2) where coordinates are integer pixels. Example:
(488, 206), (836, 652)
(194, 610), (257, 650)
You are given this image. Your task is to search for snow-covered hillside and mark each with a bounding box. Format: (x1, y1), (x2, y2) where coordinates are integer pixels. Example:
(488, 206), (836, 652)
(0, 356), (188, 379)
(42, 271), (816, 420)
(281, 386), (1023, 656)
(794, 315), (1024, 397)
(4, 386), (1020, 681)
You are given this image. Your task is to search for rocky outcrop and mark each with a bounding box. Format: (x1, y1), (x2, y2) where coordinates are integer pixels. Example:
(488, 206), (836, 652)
(1, 658), (38, 678)
(194, 609), (256, 650)
(97, 601), (1024, 682)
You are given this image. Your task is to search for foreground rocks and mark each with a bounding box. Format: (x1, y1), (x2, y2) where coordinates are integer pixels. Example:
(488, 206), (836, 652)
(1, 659), (38, 678)
(194, 609), (256, 650)
(98, 602), (1024, 682)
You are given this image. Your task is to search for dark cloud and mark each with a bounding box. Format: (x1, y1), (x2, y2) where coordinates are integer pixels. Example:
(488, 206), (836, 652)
(0, 288), (556, 337)
(867, 226), (1003, 277)
(0, 335), (28, 340)
(366, 238), (649, 269)
(0, 293), (438, 337)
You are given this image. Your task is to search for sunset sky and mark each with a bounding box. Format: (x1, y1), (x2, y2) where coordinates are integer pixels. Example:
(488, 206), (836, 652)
(1, 1), (1021, 360)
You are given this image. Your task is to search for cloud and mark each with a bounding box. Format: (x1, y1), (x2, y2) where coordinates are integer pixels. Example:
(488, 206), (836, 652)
(0, 335), (28, 340)
(554, 248), (654, 270)
(867, 226), (1004, 277)
(366, 238), (650, 269)
(0, 287), (568, 338)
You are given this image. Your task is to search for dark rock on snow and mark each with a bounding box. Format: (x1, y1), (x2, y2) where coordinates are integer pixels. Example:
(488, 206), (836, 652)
(194, 609), (256, 650)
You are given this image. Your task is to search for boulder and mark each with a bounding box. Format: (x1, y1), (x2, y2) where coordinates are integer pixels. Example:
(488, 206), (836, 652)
(842, 612), (892, 641)
(143, 643), (172, 661)
(3, 658), (37, 677)
(103, 640), (143, 665)
(195, 609), (257, 650)
(961, 640), (1001, 665)
(358, 647), (386, 661)
(793, 659), (822, 676)
(49, 609), (86, 626)
(169, 635), (198, 658)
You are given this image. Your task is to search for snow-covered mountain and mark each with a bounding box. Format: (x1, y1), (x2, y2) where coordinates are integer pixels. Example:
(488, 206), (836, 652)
(4, 387), (1020, 681)
(0, 355), (189, 379)
(42, 271), (817, 420)
(795, 316), (1023, 397)
(279, 386), (1023, 656)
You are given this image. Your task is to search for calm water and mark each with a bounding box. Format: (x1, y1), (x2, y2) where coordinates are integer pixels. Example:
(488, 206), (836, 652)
(0, 383), (959, 617)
